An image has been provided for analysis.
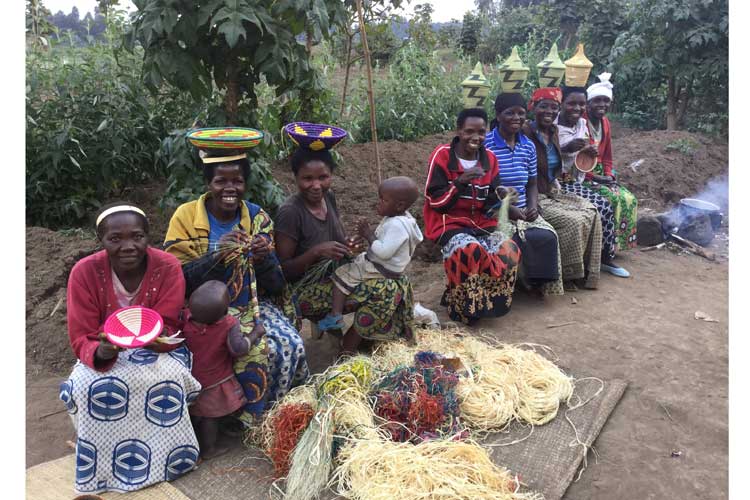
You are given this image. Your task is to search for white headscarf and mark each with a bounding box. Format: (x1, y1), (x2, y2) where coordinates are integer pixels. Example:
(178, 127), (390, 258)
(587, 72), (613, 101)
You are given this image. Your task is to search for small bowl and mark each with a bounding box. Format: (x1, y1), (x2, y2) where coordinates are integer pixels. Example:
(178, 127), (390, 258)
(104, 306), (163, 348)
(574, 150), (597, 172)
(73, 495), (104, 500)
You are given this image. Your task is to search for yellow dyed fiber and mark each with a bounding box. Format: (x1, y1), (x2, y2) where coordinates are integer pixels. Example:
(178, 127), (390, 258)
(317, 356), (374, 398)
(332, 438), (543, 500)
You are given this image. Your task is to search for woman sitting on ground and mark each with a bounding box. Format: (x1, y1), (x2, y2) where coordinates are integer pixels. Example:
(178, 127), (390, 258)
(423, 107), (521, 324)
(484, 93), (564, 295)
(274, 147), (416, 357)
(164, 152), (309, 425)
(556, 85), (630, 278)
(522, 87), (604, 289)
(62, 204), (200, 494)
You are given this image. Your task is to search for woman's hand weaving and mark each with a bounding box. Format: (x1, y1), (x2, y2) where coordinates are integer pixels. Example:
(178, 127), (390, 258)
(250, 235), (271, 263)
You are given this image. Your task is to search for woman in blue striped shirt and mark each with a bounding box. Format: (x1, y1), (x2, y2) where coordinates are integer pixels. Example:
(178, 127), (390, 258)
(484, 93), (563, 296)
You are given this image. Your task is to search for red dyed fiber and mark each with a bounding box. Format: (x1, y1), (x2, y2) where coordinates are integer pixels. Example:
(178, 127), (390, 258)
(267, 403), (314, 477)
(374, 373), (448, 443)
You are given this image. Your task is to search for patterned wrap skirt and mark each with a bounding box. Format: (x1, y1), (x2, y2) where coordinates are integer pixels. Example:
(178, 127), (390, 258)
(230, 300), (309, 425)
(294, 265), (416, 342)
(60, 346), (201, 494)
(539, 192), (602, 288)
(560, 181), (618, 261)
(440, 232), (521, 323)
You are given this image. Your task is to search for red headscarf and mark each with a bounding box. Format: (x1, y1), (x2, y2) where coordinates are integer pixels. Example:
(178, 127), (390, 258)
(527, 87), (563, 111)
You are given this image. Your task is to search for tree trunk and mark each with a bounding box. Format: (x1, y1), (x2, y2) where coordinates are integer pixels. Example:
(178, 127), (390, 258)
(666, 76), (678, 130)
(340, 30), (353, 116)
(676, 78), (692, 128)
(225, 65), (239, 126)
(356, 0), (381, 184)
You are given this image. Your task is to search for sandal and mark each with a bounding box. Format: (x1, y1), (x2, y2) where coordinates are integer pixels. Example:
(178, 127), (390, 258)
(317, 314), (345, 332)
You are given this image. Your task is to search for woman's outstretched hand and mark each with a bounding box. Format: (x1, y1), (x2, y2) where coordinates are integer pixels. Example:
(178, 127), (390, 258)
(313, 241), (351, 261)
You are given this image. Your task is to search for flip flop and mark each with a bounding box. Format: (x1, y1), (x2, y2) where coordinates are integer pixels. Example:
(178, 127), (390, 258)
(601, 263), (631, 278)
(317, 314), (345, 332)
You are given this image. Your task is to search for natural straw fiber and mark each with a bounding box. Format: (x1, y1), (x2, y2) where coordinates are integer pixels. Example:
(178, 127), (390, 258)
(26, 454), (191, 500)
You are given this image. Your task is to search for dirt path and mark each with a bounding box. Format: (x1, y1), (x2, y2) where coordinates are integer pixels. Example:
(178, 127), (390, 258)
(26, 238), (728, 498)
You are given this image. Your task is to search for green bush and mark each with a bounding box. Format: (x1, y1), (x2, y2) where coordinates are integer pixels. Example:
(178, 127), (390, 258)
(26, 34), (199, 228)
(345, 43), (471, 142)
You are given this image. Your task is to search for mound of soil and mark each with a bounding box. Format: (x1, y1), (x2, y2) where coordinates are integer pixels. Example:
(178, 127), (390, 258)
(26, 227), (100, 375)
(609, 124), (728, 209)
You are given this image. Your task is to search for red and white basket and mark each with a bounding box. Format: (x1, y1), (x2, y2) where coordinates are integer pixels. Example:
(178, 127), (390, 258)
(103, 306), (164, 348)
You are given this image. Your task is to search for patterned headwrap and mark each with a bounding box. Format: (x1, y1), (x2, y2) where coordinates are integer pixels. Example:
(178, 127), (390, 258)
(527, 87), (563, 111)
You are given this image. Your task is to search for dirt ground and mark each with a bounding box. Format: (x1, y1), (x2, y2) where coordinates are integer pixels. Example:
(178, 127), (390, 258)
(26, 125), (729, 498)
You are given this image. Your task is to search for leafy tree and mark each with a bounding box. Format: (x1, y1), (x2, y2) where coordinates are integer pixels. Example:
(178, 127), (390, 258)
(124, 0), (346, 125)
(409, 3), (437, 50)
(26, 0), (54, 48)
(459, 12), (481, 56)
(475, 0), (498, 20)
(610, 0), (728, 130)
(436, 20), (462, 49)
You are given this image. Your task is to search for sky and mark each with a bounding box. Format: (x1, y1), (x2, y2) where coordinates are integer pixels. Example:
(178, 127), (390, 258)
(43, 0), (477, 23)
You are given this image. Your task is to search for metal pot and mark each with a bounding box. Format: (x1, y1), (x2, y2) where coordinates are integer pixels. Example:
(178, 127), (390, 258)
(678, 198), (723, 230)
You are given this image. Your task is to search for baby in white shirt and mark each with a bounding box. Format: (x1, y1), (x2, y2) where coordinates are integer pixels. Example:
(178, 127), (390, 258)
(318, 176), (423, 333)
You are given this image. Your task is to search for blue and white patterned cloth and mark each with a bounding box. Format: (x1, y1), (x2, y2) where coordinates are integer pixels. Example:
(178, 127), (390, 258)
(60, 345), (201, 494)
(261, 300), (310, 403)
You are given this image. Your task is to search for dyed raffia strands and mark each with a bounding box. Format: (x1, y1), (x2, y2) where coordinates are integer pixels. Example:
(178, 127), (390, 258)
(265, 403), (315, 477)
(283, 401), (336, 500)
(316, 357), (380, 441)
(317, 356), (374, 398)
(187, 127), (264, 149)
(253, 384), (317, 451)
(332, 438), (544, 500)
(373, 360), (465, 443)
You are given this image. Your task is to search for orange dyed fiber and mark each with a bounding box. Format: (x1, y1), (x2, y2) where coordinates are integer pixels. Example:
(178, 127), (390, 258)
(267, 402), (315, 477)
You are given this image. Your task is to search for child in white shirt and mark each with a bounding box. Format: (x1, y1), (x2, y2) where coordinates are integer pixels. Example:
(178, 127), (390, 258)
(318, 176), (423, 335)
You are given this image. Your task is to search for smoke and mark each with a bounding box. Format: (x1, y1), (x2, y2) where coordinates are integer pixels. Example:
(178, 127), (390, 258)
(661, 175), (728, 231)
(691, 175), (729, 213)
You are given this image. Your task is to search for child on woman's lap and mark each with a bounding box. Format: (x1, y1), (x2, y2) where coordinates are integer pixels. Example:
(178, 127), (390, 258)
(182, 280), (257, 460)
(318, 176), (423, 353)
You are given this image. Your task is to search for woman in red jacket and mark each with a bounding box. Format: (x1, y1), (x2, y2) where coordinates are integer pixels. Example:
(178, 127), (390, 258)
(423, 108), (521, 324)
(60, 204), (201, 494)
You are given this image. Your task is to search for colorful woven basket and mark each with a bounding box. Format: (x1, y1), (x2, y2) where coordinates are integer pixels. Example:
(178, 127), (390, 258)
(283, 122), (347, 151)
(187, 127), (264, 150)
(103, 306), (164, 348)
